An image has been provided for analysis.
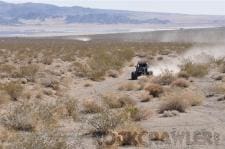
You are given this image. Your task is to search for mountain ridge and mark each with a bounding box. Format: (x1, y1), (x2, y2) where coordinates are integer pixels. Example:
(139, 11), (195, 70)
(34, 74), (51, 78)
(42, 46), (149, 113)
(0, 1), (225, 26)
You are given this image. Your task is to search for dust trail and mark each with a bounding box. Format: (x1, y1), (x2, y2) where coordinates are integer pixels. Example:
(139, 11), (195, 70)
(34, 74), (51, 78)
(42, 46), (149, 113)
(75, 37), (91, 42)
(67, 37), (91, 41)
(149, 44), (225, 76)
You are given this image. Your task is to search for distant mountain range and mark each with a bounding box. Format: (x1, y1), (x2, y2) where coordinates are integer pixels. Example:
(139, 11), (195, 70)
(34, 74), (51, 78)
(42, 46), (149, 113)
(0, 1), (225, 26)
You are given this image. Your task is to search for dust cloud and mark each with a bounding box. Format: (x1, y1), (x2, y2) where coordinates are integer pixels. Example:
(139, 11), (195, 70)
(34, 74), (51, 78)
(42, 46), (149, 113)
(149, 44), (225, 75)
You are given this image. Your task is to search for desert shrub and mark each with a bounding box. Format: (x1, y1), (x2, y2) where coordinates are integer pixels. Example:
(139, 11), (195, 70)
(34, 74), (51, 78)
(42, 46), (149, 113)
(107, 70), (119, 78)
(138, 76), (151, 89)
(161, 110), (179, 117)
(0, 90), (11, 105)
(57, 97), (79, 121)
(157, 56), (163, 61)
(72, 61), (90, 78)
(71, 48), (133, 81)
(64, 98), (78, 118)
(211, 83), (225, 94)
(16, 65), (39, 82)
(118, 94), (136, 107)
(2, 81), (24, 101)
(61, 53), (76, 62)
(213, 57), (225, 66)
(144, 83), (163, 97)
(86, 48), (133, 81)
(41, 57), (53, 65)
(124, 106), (152, 121)
(118, 82), (141, 91)
(0, 100), (59, 132)
(159, 50), (170, 55)
(8, 130), (67, 149)
(1, 100), (65, 131)
(84, 81), (93, 87)
(40, 78), (60, 90)
(112, 123), (146, 146)
(159, 96), (188, 113)
(159, 89), (204, 113)
(154, 70), (176, 85)
(177, 71), (190, 79)
(0, 103), (36, 131)
(149, 131), (169, 141)
(33, 103), (59, 129)
(102, 93), (135, 109)
(0, 64), (16, 76)
(171, 78), (189, 88)
(140, 91), (152, 102)
(43, 88), (53, 96)
(180, 60), (209, 77)
(185, 89), (204, 106)
(88, 110), (128, 136)
(219, 63), (225, 73)
(82, 99), (103, 114)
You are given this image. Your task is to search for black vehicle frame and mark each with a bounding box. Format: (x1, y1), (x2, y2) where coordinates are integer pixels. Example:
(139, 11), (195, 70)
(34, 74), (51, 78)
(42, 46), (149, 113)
(131, 61), (153, 80)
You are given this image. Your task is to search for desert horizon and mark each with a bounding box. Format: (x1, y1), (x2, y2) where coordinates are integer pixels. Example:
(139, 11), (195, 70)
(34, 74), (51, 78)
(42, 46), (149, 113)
(1, 1), (225, 149)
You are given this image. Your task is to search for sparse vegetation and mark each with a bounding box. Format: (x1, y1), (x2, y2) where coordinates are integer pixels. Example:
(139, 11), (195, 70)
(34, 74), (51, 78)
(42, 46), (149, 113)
(150, 131), (169, 141)
(159, 96), (188, 113)
(16, 65), (39, 82)
(171, 78), (189, 88)
(84, 81), (93, 87)
(124, 106), (152, 121)
(88, 110), (128, 136)
(211, 83), (225, 94)
(154, 70), (176, 85)
(58, 97), (79, 121)
(41, 57), (53, 65)
(140, 91), (152, 102)
(177, 71), (190, 79)
(82, 99), (103, 114)
(0, 90), (10, 105)
(1, 81), (24, 101)
(0, 34), (216, 149)
(102, 93), (135, 109)
(107, 70), (119, 78)
(144, 83), (163, 97)
(8, 130), (67, 149)
(0, 102), (36, 131)
(159, 89), (204, 113)
(161, 110), (179, 117)
(0, 64), (16, 77)
(186, 89), (205, 106)
(111, 123), (146, 146)
(180, 60), (209, 77)
(219, 62), (225, 73)
(118, 82), (141, 91)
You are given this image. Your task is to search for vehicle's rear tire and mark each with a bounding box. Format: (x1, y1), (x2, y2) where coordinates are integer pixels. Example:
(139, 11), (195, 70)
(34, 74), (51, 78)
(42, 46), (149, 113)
(148, 71), (153, 75)
(131, 72), (138, 80)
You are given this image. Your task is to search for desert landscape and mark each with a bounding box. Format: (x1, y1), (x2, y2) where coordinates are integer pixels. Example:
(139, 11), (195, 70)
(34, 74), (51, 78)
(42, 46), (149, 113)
(0, 27), (225, 149)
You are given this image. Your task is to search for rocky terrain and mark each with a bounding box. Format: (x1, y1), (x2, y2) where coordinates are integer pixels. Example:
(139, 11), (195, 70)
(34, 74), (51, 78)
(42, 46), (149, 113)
(0, 28), (225, 149)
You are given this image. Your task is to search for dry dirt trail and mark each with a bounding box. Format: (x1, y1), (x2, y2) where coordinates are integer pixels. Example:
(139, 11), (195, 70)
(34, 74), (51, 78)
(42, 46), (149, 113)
(66, 54), (225, 149)
(68, 57), (140, 101)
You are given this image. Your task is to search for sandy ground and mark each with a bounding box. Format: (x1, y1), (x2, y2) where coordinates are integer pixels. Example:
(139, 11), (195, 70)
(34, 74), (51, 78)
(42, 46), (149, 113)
(61, 53), (225, 149)
(1, 35), (225, 149)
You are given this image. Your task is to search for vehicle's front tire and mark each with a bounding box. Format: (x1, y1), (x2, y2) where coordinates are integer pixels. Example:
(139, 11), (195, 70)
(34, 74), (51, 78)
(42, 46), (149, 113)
(131, 72), (138, 80)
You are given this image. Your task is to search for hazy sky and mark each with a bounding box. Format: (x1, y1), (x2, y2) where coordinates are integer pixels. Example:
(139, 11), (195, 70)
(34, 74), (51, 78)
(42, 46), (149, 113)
(3, 0), (225, 15)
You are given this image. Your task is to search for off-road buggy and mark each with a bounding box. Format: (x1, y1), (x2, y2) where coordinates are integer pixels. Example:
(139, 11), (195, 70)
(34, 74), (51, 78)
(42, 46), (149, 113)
(131, 60), (153, 80)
